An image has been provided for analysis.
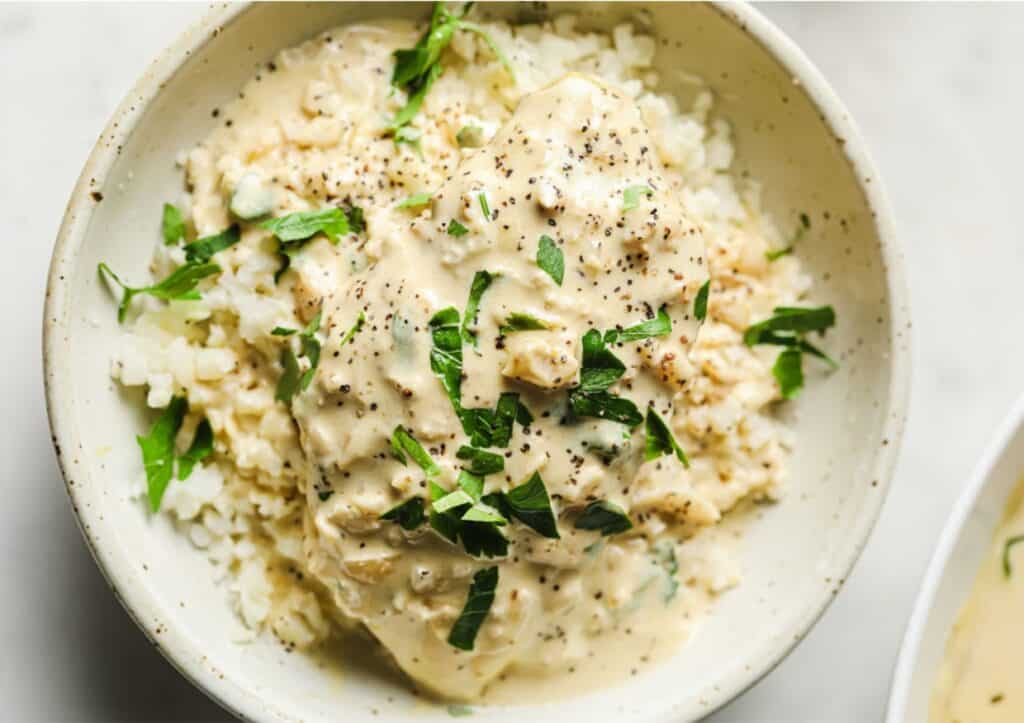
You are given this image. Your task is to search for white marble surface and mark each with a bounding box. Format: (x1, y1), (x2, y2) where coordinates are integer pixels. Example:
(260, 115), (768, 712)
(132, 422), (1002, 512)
(4, 2), (1024, 721)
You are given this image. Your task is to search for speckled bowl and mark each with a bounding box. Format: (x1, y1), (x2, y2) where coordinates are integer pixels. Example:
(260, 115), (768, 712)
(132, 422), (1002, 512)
(43, 3), (909, 722)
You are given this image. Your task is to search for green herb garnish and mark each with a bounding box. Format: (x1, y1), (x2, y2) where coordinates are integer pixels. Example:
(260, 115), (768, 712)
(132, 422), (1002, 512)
(622, 184), (653, 211)
(477, 192), (491, 220)
(271, 327), (296, 336)
(1003, 535), (1024, 578)
(339, 311), (366, 347)
(694, 280), (710, 321)
(502, 471), (559, 539)
(390, 3), (512, 134)
(138, 396), (187, 512)
(162, 203), (186, 245)
(457, 445), (505, 476)
(461, 270), (497, 345)
(447, 565), (499, 651)
(261, 208), (351, 244)
(275, 313), (322, 402)
(644, 408), (689, 467)
(391, 425), (441, 478)
(177, 418), (213, 481)
(499, 313), (548, 335)
(574, 499), (633, 536)
(766, 213), (810, 261)
(653, 539), (679, 603)
(183, 224), (240, 263)
(568, 390), (643, 427)
(448, 219), (470, 237)
(605, 307), (671, 344)
(447, 704), (474, 717)
(98, 261), (221, 323)
(396, 192), (433, 209)
(429, 306), (464, 406)
(381, 497), (426, 530)
(536, 234), (564, 286)
(578, 329), (625, 392)
(745, 306), (837, 399)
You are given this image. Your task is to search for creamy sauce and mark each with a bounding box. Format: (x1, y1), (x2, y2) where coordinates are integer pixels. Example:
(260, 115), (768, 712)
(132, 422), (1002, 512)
(930, 479), (1024, 722)
(129, 13), (809, 705)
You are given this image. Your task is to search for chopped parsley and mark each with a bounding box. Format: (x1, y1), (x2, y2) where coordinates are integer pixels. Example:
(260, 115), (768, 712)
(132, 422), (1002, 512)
(694, 280), (710, 321)
(457, 445), (505, 476)
(605, 307), (671, 344)
(536, 234), (564, 286)
(98, 261), (220, 323)
(622, 184), (653, 211)
(448, 219), (470, 237)
(766, 212), (810, 261)
(644, 408), (689, 467)
(501, 471), (559, 539)
(1003, 535), (1024, 578)
(390, 425), (441, 478)
(275, 313), (322, 402)
(461, 270), (497, 345)
(176, 418), (213, 481)
(389, 3), (512, 134)
(261, 207), (353, 244)
(499, 313), (548, 335)
(447, 566), (499, 651)
(477, 192), (491, 220)
(271, 327), (297, 336)
(568, 329), (642, 427)
(381, 497), (426, 531)
(183, 224), (241, 263)
(395, 192), (433, 209)
(574, 500), (633, 536)
(339, 311), (366, 347)
(162, 203), (185, 245)
(429, 307), (464, 406)
(744, 306), (838, 399)
(138, 396), (187, 513)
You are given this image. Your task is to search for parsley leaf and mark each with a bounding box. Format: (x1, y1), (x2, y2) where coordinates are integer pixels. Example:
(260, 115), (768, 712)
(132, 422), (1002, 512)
(177, 418), (213, 480)
(477, 192), (491, 220)
(644, 408), (689, 467)
(391, 425), (441, 477)
(459, 392), (523, 447)
(261, 208), (351, 244)
(138, 396), (187, 512)
(381, 497), (426, 531)
(183, 224), (241, 263)
(396, 192), (433, 209)
(448, 566), (499, 651)
(339, 312), (366, 347)
(456, 445), (505, 476)
(1003, 535), (1024, 578)
(605, 306), (671, 344)
(429, 480), (461, 544)
(502, 471), (559, 538)
(772, 347), (804, 400)
(429, 306), (464, 406)
(98, 261), (220, 323)
(568, 389), (643, 428)
(275, 313), (321, 402)
(574, 499), (633, 536)
(622, 184), (653, 211)
(694, 280), (710, 321)
(271, 327), (296, 336)
(536, 234), (564, 286)
(579, 329), (625, 392)
(499, 313), (548, 335)
(743, 306), (836, 345)
(745, 306), (837, 399)
(448, 219), (469, 237)
(162, 203), (185, 245)
(461, 270), (497, 345)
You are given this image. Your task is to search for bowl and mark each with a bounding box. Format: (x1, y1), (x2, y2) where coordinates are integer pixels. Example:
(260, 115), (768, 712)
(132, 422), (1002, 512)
(44, 3), (909, 721)
(886, 395), (1024, 722)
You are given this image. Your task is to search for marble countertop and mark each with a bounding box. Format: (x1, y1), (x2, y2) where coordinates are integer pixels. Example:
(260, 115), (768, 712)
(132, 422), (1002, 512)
(5, 3), (1023, 721)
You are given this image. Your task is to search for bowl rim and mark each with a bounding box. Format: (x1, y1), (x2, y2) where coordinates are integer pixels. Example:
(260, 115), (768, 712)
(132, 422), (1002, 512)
(885, 393), (1024, 722)
(43, 3), (911, 721)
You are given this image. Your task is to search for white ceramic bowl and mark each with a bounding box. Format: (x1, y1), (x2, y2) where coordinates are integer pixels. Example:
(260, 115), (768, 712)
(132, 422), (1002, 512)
(44, 3), (909, 721)
(887, 395), (1024, 722)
